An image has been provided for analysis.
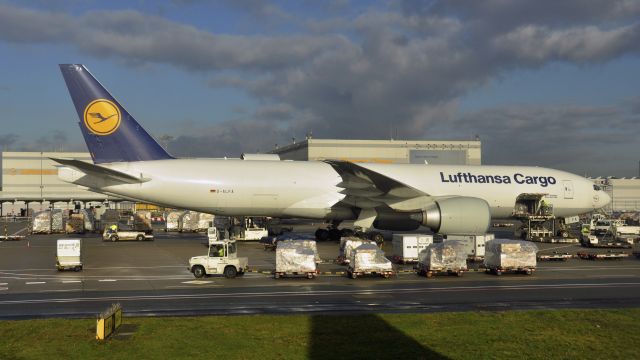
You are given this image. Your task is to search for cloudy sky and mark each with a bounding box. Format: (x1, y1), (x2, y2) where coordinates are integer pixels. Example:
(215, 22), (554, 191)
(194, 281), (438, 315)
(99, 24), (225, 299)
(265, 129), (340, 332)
(0, 0), (638, 177)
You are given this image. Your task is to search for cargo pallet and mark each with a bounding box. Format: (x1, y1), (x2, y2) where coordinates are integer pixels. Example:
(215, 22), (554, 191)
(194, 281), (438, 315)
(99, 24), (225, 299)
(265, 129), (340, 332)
(415, 264), (466, 278)
(273, 271), (317, 279)
(485, 266), (535, 276)
(577, 252), (629, 260)
(346, 269), (394, 279)
(537, 253), (572, 261)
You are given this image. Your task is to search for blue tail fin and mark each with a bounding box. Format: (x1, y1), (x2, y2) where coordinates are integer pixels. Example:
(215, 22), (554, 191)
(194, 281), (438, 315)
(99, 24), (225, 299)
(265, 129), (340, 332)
(59, 64), (173, 163)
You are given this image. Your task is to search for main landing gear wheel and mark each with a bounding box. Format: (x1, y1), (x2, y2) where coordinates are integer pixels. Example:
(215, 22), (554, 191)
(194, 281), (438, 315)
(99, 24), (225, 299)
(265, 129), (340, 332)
(328, 228), (341, 241)
(315, 229), (330, 241)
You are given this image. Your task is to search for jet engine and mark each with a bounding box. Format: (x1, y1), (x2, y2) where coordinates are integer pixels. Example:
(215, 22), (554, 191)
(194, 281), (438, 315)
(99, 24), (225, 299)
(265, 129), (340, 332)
(412, 197), (491, 235)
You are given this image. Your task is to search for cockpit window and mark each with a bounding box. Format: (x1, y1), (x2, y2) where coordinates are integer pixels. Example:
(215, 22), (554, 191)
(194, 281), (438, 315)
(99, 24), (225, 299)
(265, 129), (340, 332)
(593, 185), (601, 191)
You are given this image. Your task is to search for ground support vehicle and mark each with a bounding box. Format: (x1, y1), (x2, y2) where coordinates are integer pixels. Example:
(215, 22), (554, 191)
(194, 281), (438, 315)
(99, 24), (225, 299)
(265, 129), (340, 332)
(56, 239), (82, 271)
(189, 240), (248, 278)
(484, 239), (537, 276)
(391, 233), (433, 264)
(537, 253), (572, 261)
(274, 240), (318, 279)
(444, 233), (493, 261)
(577, 251), (629, 260)
(347, 243), (394, 279)
(103, 228), (154, 241)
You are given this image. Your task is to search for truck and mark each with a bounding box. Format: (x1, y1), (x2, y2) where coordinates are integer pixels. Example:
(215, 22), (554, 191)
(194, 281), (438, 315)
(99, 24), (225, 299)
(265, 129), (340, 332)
(103, 228), (154, 242)
(443, 233), (494, 261)
(392, 234), (433, 263)
(415, 241), (467, 278)
(189, 239), (248, 278)
(347, 243), (394, 279)
(56, 239), (82, 271)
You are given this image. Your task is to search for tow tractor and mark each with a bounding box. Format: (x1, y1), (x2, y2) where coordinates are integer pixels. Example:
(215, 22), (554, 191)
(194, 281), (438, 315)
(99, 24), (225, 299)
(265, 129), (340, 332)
(189, 239), (248, 278)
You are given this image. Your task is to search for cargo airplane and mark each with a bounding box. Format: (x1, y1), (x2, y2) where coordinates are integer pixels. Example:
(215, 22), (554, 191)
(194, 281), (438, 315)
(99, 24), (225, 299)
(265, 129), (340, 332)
(55, 64), (610, 240)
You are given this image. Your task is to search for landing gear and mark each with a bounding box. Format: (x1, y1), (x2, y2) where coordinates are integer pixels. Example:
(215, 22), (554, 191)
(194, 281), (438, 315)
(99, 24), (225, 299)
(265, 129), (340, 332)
(315, 228), (330, 241)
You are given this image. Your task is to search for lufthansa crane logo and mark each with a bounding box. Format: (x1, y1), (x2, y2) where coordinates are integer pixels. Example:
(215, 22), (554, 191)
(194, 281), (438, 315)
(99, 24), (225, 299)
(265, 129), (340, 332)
(83, 99), (121, 135)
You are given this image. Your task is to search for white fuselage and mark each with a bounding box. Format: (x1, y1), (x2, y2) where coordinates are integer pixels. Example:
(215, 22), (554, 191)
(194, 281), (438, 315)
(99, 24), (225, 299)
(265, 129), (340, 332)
(60, 159), (609, 220)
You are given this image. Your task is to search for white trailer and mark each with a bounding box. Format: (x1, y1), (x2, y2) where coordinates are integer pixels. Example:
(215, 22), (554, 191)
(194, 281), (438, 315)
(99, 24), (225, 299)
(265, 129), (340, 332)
(392, 234), (433, 263)
(444, 233), (494, 261)
(56, 239), (82, 271)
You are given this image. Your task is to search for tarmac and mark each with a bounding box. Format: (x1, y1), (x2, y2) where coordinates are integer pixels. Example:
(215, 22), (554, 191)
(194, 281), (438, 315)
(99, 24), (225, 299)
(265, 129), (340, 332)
(1, 220), (639, 319)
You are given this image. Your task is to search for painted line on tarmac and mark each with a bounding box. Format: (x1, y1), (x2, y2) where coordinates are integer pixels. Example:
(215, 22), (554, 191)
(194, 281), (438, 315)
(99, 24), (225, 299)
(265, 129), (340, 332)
(0, 287), (7, 291)
(2, 281), (639, 305)
(98, 279), (117, 282)
(0, 265), (186, 271)
(0, 283), (7, 286)
(25, 282), (46, 285)
(62, 280), (82, 284)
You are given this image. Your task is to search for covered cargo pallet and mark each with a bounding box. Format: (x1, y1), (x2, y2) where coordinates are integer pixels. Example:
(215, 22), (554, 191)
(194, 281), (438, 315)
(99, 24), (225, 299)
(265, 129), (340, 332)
(197, 213), (214, 232)
(274, 240), (318, 279)
(166, 211), (185, 232)
(484, 239), (538, 275)
(134, 211), (153, 230)
(338, 237), (374, 264)
(416, 241), (467, 278)
(79, 209), (96, 232)
(65, 214), (85, 234)
(347, 243), (394, 279)
(179, 211), (200, 232)
(32, 210), (65, 234)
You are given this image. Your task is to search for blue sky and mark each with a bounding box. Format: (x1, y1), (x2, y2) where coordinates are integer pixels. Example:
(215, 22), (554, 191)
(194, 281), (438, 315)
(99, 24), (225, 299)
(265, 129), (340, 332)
(0, 0), (639, 177)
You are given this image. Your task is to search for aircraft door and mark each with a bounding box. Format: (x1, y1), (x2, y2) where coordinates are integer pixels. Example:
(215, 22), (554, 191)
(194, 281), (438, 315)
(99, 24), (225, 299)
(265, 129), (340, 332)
(563, 180), (574, 199)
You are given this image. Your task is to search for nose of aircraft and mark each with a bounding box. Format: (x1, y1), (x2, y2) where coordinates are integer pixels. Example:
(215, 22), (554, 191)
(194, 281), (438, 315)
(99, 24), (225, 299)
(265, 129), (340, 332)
(598, 191), (611, 208)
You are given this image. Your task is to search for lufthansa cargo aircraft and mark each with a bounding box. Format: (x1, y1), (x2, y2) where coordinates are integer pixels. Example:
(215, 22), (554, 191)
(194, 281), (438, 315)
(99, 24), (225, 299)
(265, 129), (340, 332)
(55, 64), (610, 238)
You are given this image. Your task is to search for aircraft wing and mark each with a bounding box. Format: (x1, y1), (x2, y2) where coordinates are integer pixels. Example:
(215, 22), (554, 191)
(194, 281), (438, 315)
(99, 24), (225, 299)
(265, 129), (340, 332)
(50, 158), (149, 184)
(324, 160), (433, 211)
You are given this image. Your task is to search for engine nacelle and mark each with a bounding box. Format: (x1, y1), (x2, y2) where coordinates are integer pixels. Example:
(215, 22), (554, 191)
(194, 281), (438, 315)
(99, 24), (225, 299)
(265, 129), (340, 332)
(414, 197), (491, 235)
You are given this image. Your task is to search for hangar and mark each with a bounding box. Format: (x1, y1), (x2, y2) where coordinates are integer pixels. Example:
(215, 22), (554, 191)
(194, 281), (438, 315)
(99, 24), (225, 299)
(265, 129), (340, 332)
(592, 177), (640, 212)
(270, 138), (482, 165)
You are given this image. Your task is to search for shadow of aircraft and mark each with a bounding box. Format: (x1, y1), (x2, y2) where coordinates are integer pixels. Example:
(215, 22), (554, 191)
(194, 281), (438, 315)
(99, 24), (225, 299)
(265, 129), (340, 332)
(309, 314), (450, 359)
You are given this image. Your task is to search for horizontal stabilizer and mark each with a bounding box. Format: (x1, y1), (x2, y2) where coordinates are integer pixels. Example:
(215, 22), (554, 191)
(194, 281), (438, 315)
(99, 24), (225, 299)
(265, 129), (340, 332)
(50, 158), (148, 184)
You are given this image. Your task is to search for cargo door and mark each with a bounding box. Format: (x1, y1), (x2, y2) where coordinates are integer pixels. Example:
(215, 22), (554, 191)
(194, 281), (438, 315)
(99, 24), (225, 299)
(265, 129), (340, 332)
(563, 180), (574, 199)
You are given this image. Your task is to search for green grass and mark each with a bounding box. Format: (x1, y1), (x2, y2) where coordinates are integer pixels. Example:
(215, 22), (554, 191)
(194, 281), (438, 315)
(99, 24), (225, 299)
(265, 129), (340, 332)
(1, 309), (639, 359)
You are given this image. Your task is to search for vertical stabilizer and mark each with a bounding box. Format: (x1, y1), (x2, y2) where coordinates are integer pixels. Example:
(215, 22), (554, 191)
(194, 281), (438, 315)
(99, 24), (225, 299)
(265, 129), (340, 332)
(59, 64), (173, 163)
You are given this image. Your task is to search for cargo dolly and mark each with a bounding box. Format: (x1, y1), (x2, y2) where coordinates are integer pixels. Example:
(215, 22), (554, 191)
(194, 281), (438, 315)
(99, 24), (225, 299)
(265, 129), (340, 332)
(415, 263), (466, 278)
(346, 269), (395, 279)
(577, 251), (629, 260)
(485, 266), (535, 276)
(537, 252), (572, 261)
(273, 270), (318, 279)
